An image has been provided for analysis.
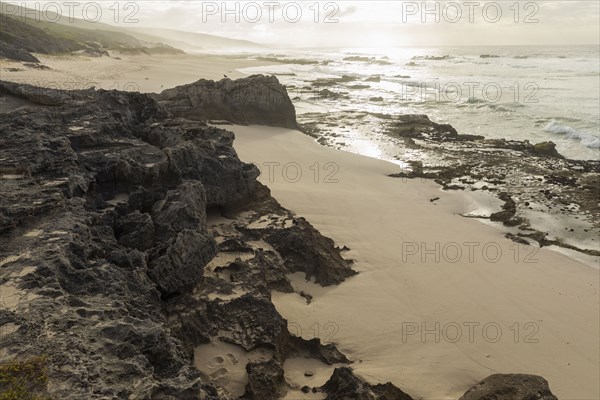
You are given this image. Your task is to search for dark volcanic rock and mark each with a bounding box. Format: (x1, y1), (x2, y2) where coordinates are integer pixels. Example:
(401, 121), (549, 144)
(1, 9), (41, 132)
(208, 294), (287, 352)
(151, 181), (209, 242)
(149, 229), (217, 295)
(318, 88), (349, 100)
(387, 114), (467, 141)
(489, 192), (520, 226)
(265, 217), (357, 286)
(534, 141), (564, 159)
(155, 74), (298, 129)
(299, 110), (598, 256)
(244, 359), (288, 400)
(138, 121), (260, 210)
(459, 374), (559, 400)
(0, 81), (247, 398)
(115, 210), (155, 251)
(0, 80), (74, 105)
(321, 367), (413, 400)
(285, 336), (349, 365)
(0, 80), (369, 399)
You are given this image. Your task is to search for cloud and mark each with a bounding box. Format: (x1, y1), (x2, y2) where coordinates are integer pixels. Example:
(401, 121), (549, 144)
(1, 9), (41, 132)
(16, 0), (599, 47)
(337, 5), (357, 18)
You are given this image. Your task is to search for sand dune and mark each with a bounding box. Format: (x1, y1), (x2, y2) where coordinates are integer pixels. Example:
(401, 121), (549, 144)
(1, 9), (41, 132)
(0, 2), (263, 53)
(125, 27), (265, 52)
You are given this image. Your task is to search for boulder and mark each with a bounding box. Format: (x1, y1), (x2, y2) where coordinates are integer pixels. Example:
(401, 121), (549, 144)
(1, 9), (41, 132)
(534, 141), (564, 159)
(459, 374), (559, 400)
(321, 367), (413, 400)
(155, 75), (298, 129)
(244, 360), (287, 400)
(265, 218), (357, 286)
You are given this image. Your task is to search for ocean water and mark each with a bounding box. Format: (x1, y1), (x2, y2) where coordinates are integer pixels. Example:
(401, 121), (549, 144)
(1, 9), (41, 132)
(239, 45), (600, 161)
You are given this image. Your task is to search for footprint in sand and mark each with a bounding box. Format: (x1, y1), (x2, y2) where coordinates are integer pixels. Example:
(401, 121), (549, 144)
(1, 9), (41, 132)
(207, 356), (225, 369)
(226, 353), (239, 364)
(213, 356), (225, 364)
(209, 367), (229, 379)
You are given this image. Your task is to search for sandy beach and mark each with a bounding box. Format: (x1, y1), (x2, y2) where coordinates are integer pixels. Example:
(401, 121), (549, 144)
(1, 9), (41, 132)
(2, 52), (598, 399)
(1, 52), (266, 93)
(231, 125), (600, 400)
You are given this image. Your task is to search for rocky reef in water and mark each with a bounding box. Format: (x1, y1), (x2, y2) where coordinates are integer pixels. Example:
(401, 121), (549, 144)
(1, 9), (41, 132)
(0, 78), (559, 399)
(301, 111), (600, 257)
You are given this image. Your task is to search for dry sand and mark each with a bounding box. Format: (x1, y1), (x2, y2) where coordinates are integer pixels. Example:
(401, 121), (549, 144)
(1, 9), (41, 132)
(194, 338), (273, 397)
(0, 52), (266, 93)
(230, 125), (600, 400)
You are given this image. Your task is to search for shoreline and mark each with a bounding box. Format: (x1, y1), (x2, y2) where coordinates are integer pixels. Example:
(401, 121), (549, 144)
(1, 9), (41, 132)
(2, 54), (598, 259)
(294, 110), (599, 263)
(230, 124), (599, 400)
(1, 52), (598, 399)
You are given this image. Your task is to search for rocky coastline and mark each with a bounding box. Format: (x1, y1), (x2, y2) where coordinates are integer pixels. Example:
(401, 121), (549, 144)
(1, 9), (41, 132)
(300, 111), (599, 259)
(1, 76), (561, 399)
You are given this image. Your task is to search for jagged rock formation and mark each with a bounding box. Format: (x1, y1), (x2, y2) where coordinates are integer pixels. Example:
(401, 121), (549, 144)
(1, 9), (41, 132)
(243, 359), (286, 400)
(0, 80), (379, 400)
(154, 75), (298, 129)
(459, 374), (559, 400)
(321, 367), (414, 400)
(264, 217), (357, 286)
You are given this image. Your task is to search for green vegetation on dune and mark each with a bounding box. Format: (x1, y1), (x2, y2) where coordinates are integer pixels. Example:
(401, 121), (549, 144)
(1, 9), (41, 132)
(0, 13), (184, 62)
(0, 15), (80, 61)
(0, 1), (264, 58)
(0, 356), (51, 400)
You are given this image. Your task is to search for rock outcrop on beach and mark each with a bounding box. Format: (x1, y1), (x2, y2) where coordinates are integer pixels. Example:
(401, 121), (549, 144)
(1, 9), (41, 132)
(0, 80), (391, 399)
(155, 75), (298, 129)
(460, 374), (559, 400)
(321, 367), (414, 400)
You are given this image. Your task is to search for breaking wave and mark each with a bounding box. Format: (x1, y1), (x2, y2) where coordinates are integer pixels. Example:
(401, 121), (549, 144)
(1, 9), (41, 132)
(544, 120), (600, 148)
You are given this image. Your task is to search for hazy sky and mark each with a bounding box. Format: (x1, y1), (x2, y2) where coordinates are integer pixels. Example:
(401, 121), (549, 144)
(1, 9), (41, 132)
(17, 1), (600, 47)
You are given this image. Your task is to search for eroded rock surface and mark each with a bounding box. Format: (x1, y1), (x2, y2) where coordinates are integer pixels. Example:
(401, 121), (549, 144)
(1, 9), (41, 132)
(459, 374), (559, 400)
(320, 367), (414, 400)
(0, 81), (352, 399)
(265, 217), (357, 286)
(155, 75), (298, 129)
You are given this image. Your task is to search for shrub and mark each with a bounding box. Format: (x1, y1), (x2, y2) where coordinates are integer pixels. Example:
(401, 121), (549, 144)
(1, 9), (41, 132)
(0, 356), (51, 400)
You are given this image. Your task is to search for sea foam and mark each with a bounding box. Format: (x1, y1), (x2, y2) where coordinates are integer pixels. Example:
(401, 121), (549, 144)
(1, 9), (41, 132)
(544, 120), (600, 149)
